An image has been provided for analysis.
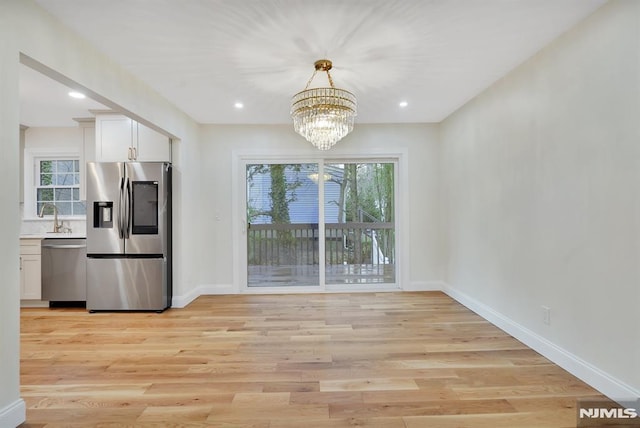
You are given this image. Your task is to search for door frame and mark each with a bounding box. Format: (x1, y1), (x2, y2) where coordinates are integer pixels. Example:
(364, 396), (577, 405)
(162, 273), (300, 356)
(232, 148), (409, 294)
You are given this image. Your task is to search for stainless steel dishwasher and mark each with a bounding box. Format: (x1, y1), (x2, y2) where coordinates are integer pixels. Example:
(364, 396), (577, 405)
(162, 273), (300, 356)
(41, 238), (87, 303)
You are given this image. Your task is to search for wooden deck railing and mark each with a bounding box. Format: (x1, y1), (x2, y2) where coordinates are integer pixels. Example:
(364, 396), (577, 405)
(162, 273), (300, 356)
(247, 222), (395, 266)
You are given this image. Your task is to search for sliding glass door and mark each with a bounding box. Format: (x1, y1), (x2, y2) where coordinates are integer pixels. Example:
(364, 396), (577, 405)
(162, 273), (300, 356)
(324, 162), (395, 285)
(246, 163), (320, 287)
(245, 160), (396, 288)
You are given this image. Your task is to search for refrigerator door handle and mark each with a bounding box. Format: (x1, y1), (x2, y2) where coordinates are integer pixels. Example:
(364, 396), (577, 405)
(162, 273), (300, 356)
(118, 177), (125, 239)
(124, 178), (132, 239)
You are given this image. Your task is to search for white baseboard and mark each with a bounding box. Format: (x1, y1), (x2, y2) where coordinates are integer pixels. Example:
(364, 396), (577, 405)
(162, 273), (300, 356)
(0, 399), (25, 428)
(442, 283), (640, 403)
(174, 281), (444, 305)
(404, 280), (446, 291)
(197, 284), (237, 295)
(171, 284), (236, 308)
(171, 287), (200, 308)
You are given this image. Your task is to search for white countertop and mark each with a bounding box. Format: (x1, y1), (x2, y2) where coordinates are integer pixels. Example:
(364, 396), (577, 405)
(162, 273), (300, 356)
(21, 233), (86, 239)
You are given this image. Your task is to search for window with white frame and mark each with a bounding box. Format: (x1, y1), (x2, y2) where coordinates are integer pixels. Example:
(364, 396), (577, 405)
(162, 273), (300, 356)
(35, 158), (86, 216)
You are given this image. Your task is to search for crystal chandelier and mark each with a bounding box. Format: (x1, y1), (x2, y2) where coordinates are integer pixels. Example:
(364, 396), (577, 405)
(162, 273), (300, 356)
(291, 59), (357, 150)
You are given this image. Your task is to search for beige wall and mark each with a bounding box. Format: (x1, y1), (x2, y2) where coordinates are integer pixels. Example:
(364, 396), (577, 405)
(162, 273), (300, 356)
(197, 123), (443, 293)
(0, 1), (200, 425)
(441, 0), (640, 397)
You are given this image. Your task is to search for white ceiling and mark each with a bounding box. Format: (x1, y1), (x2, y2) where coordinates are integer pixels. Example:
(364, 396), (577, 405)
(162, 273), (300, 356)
(23, 0), (607, 127)
(19, 64), (109, 128)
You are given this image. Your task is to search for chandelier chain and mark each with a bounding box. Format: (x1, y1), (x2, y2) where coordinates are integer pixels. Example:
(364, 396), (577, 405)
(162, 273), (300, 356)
(303, 69), (318, 91)
(326, 70), (335, 88)
(303, 68), (335, 90)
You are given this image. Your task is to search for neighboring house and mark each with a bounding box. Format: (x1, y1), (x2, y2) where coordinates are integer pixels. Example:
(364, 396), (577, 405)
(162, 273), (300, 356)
(247, 164), (343, 224)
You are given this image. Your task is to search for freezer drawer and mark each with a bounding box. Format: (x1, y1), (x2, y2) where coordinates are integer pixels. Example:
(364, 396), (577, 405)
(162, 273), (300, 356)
(87, 257), (168, 311)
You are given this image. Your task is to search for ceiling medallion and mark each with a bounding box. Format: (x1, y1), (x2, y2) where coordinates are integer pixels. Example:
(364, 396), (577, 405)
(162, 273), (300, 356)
(291, 59), (357, 150)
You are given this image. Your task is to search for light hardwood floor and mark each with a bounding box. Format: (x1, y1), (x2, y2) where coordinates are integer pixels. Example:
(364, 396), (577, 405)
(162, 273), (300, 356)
(20, 292), (605, 427)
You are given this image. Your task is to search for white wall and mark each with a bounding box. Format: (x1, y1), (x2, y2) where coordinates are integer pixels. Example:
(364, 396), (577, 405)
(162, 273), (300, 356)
(0, 6), (23, 423)
(196, 123), (442, 294)
(0, 1), (200, 425)
(441, 0), (640, 399)
(21, 127), (82, 207)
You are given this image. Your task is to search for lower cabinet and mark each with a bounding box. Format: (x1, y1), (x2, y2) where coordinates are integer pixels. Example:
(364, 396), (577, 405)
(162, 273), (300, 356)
(20, 239), (41, 300)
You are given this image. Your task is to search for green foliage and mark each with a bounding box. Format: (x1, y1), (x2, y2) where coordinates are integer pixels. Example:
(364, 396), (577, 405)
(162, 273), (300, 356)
(269, 164), (290, 224)
(342, 163), (394, 223)
(246, 163), (303, 224)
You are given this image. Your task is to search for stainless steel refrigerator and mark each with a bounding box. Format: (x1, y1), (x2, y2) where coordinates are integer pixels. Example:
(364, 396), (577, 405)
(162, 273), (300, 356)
(86, 162), (171, 312)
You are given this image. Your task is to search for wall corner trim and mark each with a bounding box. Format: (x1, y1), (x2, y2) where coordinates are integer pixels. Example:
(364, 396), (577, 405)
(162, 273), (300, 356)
(442, 283), (640, 404)
(0, 399), (26, 428)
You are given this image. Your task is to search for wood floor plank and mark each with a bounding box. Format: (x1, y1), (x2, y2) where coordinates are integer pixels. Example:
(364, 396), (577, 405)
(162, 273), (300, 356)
(20, 291), (607, 427)
(136, 404), (213, 423)
(320, 378), (419, 392)
(271, 417), (406, 428)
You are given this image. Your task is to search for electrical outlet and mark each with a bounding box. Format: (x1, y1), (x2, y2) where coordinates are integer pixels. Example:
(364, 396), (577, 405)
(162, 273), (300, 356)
(542, 306), (551, 325)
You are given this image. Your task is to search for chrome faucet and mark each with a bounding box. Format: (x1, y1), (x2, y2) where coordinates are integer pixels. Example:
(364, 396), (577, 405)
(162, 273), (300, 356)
(38, 203), (64, 233)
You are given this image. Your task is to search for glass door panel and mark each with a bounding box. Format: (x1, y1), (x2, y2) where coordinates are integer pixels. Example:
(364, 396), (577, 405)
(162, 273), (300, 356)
(246, 163), (320, 287)
(131, 181), (158, 235)
(324, 163), (396, 285)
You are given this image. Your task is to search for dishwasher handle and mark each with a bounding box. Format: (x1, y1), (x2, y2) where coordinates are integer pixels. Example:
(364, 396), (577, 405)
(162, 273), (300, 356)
(41, 243), (87, 249)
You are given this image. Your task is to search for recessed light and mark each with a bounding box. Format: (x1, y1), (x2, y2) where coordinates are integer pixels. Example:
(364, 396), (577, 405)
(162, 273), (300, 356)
(234, 102), (244, 109)
(399, 101), (408, 108)
(68, 91), (86, 99)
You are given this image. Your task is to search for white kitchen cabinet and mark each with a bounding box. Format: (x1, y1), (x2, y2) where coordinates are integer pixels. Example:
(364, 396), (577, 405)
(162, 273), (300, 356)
(75, 118), (95, 201)
(20, 239), (41, 300)
(95, 114), (170, 162)
(135, 120), (171, 161)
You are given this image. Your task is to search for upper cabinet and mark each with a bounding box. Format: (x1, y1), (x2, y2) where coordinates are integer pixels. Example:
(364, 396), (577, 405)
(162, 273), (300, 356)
(76, 118), (95, 201)
(95, 114), (171, 162)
